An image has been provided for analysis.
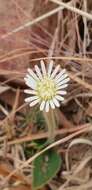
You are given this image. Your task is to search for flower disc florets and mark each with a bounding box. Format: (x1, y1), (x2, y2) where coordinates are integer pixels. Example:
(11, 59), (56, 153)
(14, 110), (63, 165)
(36, 76), (56, 101)
(24, 60), (70, 112)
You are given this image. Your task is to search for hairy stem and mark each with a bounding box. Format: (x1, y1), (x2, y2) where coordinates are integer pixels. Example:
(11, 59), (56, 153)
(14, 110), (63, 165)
(43, 109), (57, 142)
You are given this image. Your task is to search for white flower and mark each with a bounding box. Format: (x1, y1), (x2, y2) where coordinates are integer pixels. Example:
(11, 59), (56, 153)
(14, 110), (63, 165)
(24, 60), (70, 112)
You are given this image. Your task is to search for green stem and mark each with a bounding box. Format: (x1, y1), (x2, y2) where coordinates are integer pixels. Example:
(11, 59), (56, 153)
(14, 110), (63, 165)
(43, 109), (57, 142)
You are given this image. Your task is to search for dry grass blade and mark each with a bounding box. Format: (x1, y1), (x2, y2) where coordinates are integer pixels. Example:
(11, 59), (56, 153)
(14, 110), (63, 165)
(5, 124), (91, 182)
(50, 0), (92, 20)
(8, 124), (88, 145)
(30, 56), (92, 63)
(4, 185), (32, 190)
(0, 163), (28, 184)
(1, 3), (71, 39)
(65, 138), (92, 170)
(0, 0), (92, 189)
(69, 73), (92, 91)
(0, 86), (10, 94)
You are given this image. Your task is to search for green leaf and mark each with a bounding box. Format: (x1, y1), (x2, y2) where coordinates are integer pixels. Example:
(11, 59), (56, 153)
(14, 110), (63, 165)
(32, 149), (61, 189)
(32, 139), (49, 150)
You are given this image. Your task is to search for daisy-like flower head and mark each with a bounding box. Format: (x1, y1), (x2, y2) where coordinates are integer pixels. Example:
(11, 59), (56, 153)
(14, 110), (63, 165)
(24, 60), (70, 112)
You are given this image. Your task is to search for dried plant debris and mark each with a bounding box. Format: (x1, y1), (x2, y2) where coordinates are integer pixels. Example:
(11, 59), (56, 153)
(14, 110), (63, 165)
(0, 0), (92, 190)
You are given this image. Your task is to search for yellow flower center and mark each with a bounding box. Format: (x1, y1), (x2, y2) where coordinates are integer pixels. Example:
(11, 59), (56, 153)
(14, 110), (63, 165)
(36, 76), (56, 101)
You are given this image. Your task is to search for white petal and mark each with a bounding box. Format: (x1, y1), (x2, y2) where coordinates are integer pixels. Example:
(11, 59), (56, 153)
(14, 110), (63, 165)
(56, 95), (64, 101)
(52, 98), (60, 107)
(25, 74), (36, 81)
(57, 84), (68, 90)
(51, 64), (60, 78)
(25, 96), (38, 103)
(55, 69), (66, 81)
(48, 60), (54, 76)
(27, 68), (39, 80)
(40, 101), (45, 111)
(26, 74), (38, 81)
(57, 90), (67, 95)
(24, 77), (37, 90)
(57, 77), (70, 86)
(24, 77), (29, 81)
(55, 73), (68, 84)
(29, 99), (40, 107)
(24, 89), (36, 95)
(45, 101), (49, 112)
(26, 74), (31, 79)
(49, 100), (55, 109)
(35, 65), (43, 80)
(40, 60), (46, 75)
